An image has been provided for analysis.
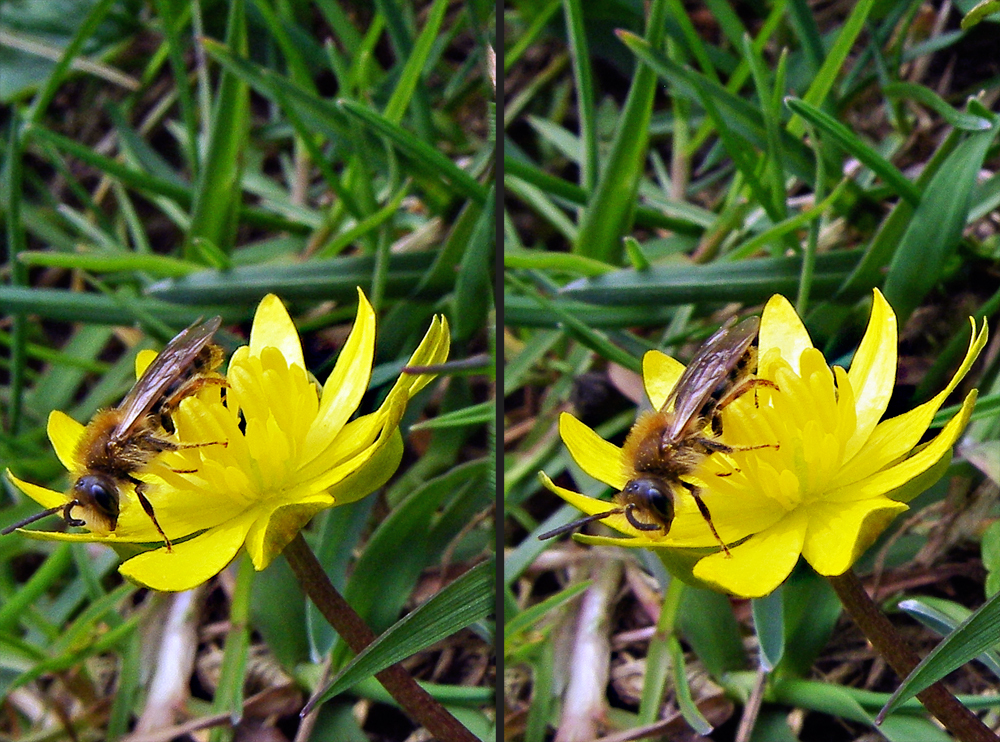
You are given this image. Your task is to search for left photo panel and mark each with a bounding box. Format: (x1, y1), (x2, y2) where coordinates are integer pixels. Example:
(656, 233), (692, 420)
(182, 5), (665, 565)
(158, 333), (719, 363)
(0, 1), (496, 740)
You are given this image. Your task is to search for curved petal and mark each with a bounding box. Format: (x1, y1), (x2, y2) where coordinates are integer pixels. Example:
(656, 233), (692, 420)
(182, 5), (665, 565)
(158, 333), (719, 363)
(843, 289), (897, 461)
(119, 510), (257, 591)
(575, 533), (666, 548)
(300, 391), (406, 492)
(250, 294), (304, 369)
(391, 314), (451, 399)
(560, 412), (628, 489)
(302, 288), (376, 461)
(826, 390), (977, 502)
(836, 318), (988, 487)
(244, 497), (332, 571)
(47, 410), (85, 473)
(10, 529), (119, 543)
(642, 351), (684, 410)
(693, 511), (808, 598)
(6, 470), (68, 510)
(538, 472), (630, 532)
(324, 428), (404, 506)
(802, 497), (907, 576)
(759, 294), (813, 376)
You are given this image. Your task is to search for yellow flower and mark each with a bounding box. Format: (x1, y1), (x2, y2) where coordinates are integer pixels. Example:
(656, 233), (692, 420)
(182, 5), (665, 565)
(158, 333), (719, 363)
(541, 290), (987, 598)
(8, 291), (450, 591)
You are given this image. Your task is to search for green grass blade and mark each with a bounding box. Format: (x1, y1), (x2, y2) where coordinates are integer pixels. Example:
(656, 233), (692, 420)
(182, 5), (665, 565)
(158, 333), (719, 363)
(147, 251), (439, 304)
(184, 0), (249, 259)
(618, 30), (814, 181)
(503, 154), (703, 234)
(884, 125), (996, 323)
(339, 99), (488, 204)
(382, 0), (449, 125)
(312, 559), (493, 705)
(879, 589), (1000, 720)
(788, 0), (876, 136)
(561, 0), (596, 190)
(785, 97), (920, 205)
(27, 126), (309, 234)
(572, 0), (668, 264)
(209, 557), (253, 738)
(884, 83), (993, 131)
(452, 184), (495, 343)
(558, 248), (864, 307)
(24, 0), (119, 124)
(151, 0), (199, 170)
(17, 250), (205, 278)
(836, 129), (962, 297)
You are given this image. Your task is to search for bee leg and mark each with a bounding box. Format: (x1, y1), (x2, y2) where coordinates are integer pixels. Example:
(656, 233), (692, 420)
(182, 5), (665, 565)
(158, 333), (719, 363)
(682, 481), (730, 557)
(174, 439), (228, 450)
(719, 378), (779, 411)
(129, 477), (173, 552)
(63, 500), (86, 528)
(624, 503), (662, 531)
(705, 438), (778, 455)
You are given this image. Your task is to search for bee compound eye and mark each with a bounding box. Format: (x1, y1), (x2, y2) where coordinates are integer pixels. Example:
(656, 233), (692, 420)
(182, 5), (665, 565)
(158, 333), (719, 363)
(89, 483), (115, 511)
(633, 479), (673, 524)
(76, 475), (120, 520)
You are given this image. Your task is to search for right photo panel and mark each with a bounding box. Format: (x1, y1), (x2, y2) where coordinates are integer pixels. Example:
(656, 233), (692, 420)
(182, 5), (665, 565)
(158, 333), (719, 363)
(503, 2), (1000, 741)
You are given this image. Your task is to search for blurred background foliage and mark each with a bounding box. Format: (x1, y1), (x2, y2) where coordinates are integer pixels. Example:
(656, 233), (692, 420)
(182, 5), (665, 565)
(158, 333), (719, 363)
(0, 1), (495, 740)
(503, 1), (1000, 740)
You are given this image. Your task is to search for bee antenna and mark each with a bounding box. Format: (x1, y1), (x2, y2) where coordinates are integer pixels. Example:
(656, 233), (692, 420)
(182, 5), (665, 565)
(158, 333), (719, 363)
(2, 505), (65, 535)
(538, 509), (623, 540)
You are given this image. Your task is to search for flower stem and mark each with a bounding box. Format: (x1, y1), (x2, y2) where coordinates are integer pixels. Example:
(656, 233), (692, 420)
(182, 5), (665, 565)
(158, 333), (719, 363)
(283, 533), (478, 742)
(828, 569), (999, 742)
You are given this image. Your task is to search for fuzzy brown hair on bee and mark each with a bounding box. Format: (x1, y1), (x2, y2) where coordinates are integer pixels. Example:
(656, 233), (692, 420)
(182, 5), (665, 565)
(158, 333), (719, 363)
(3, 317), (227, 550)
(540, 316), (779, 555)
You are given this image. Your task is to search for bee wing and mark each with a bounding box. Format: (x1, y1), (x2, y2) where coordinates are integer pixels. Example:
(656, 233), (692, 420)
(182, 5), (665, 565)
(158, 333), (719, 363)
(111, 316), (223, 440)
(661, 316), (760, 438)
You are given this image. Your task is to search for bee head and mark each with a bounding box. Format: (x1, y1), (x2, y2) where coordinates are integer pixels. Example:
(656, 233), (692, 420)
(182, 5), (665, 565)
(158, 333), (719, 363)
(72, 474), (121, 529)
(621, 477), (674, 529)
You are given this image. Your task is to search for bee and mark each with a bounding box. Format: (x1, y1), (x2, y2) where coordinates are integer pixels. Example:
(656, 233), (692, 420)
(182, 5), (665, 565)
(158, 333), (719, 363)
(2, 317), (226, 550)
(539, 317), (778, 554)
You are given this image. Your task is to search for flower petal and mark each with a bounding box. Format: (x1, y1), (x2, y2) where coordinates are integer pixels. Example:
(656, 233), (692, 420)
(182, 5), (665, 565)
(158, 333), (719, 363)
(250, 294), (304, 369)
(560, 412), (628, 489)
(301, 288), (377, 464)
(538, 472), (630, 531)
(642, 351), (684, 410)
(827, 390), (977, 503)
(244, 497), (333, 571)
(693, 511), (809, 597)
(324, 428), (404, 506)
(759, 294), (814, 376)
(802, 496), (907, 576)
(842, 289), (897, 461)
(119, 510), (257, 591)
(7, 469), (68, 510)
(392, 314), (451, 399)
(47, 410), (85, 473)
(299, 389), (407, 492)
(135, 348), (158, 378)
(835, 318), (988, 488)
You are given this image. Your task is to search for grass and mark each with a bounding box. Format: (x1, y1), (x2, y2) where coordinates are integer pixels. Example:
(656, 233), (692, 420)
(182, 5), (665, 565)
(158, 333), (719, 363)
(503, 2), (1000, 741)
(0, 2), (495, 741)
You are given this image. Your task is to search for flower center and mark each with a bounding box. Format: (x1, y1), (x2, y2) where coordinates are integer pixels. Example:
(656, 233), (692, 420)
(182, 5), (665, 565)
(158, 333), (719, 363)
(715, 348), (859, 512)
